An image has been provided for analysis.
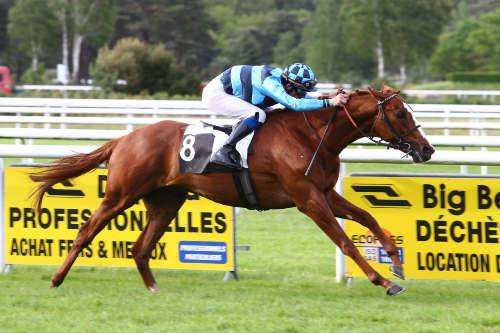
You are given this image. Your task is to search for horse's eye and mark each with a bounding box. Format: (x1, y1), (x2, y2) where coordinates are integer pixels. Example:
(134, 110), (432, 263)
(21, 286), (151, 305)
(397, 109), (407, 119)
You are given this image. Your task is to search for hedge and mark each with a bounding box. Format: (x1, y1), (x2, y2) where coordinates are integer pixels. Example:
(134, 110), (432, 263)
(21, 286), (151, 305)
(446, 72), (500, 83)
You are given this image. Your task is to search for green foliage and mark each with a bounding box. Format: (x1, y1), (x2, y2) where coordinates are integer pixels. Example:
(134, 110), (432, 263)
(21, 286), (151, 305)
(115, 0), (215, 74)
(305, 0), (452, 82)
(78, 0), (117, 48)
(0, 0), (498, 88)
(384, 0), (452, 67)
(465, 8), (500, 70)
(92, 38), (197, 95)
(7, 0), (58, 71)
(208, 3), (311, 75)
(446, 71), (500, 83)
(20, 64), (47, 84)
(303, 0), (354, 81)
(430, 8), (500, 76)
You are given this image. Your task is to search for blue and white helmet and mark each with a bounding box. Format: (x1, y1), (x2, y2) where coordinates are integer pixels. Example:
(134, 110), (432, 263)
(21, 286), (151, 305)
(281, 63), (317, 92)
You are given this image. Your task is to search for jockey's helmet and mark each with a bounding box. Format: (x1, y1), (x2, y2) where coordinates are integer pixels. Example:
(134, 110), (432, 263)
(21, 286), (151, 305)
(281, 63), (317, 92)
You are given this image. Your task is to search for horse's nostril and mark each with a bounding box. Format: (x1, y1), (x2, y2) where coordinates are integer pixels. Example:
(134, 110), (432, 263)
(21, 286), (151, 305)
(423, 145), (434, 155)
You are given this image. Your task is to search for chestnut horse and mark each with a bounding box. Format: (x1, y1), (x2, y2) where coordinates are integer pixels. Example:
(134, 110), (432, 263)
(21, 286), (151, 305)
(31, 85), (434, 296)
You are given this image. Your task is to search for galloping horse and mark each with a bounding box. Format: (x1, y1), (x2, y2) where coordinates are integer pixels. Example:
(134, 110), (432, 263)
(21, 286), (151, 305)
(31, 85), (434, 296)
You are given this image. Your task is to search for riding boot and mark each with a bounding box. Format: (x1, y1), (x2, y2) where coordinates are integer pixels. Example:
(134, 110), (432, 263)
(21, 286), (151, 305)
(211, 120), (255, 169)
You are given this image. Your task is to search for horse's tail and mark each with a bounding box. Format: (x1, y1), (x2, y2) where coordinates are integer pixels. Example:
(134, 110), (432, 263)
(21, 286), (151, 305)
(30, 139), (119, 213)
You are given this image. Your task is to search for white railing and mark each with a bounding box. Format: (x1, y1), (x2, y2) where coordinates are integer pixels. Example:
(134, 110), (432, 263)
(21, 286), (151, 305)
(15, 84), (500, 98)
(1, 98), (499, 115)
(403, 89), (500, 97)
(0, 98), (498, 135)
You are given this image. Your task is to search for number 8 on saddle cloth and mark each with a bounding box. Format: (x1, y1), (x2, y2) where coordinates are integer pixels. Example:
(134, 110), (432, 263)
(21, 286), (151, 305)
(178, 122), (256, 174)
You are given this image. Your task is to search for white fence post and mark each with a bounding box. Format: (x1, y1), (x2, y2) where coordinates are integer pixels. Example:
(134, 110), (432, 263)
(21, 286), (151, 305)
(480, 118), (488, 175)
(335, 162), (346, 283)
(15, 112), (21, 145)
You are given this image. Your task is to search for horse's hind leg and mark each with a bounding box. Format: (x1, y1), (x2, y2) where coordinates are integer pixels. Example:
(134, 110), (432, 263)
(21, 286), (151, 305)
(327, 190), (405, 280)
(51, 192), (137, 288)
(132, 186), (187, 292)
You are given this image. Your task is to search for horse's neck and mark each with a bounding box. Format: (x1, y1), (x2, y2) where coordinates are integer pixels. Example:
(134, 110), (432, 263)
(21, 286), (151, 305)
(302, 99), (375, 155)
(268, 94), (376, 155)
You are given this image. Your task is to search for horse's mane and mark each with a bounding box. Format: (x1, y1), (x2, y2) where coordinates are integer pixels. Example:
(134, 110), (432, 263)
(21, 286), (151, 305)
(352, 89), (370, 95)
(349, 89), (371, 97)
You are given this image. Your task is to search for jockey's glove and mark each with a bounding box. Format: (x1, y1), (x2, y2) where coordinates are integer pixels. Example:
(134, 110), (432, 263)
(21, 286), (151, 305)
(325, 98), (335, 107)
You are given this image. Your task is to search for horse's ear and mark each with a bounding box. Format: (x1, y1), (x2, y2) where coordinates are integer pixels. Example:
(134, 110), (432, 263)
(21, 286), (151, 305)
(367, 86), (384, 100)
(381, 84), (400, 95)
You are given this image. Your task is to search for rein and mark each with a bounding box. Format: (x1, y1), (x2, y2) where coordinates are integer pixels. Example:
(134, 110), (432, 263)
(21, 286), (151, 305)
(304, 106), (339, 176)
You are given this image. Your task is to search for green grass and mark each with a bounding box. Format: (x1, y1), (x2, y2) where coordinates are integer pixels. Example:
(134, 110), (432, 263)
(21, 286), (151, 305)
(0, 209), (499, 333)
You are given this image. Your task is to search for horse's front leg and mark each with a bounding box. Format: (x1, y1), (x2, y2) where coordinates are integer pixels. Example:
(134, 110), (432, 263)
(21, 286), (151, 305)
(287, 180), (404, 295)
(326, 189), (405, 280)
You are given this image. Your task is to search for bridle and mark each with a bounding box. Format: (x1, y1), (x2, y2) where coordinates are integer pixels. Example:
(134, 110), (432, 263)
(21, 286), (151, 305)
(346, 93), (421, 154)
(303, 92), (422, 176)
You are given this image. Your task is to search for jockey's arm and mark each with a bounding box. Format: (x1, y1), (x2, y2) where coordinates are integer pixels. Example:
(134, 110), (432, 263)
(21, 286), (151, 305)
(259, 77), (330, 112)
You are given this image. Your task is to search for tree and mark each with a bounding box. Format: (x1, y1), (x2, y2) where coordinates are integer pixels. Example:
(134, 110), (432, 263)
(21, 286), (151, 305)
(0, 0), (13, 61)
(7, 0), (57, 72)
(341, 0), (397, 79)
(466, 8), (500, 71)
(114, 0), (216, 74)
(69, 0), (116, 82)
(302, 0), (365, 81)
(429, 8), (500, 75)
(92, 37), (196, 95)
(304, 0), (452, 82)
(48, 0), (71, 83)
(384, 0), (452, 83)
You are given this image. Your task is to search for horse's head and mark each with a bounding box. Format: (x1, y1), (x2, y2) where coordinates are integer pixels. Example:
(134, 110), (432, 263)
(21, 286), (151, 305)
(363, 85), (434, 163)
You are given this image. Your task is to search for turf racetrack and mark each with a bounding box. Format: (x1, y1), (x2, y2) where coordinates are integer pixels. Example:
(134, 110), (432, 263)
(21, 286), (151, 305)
(0, 207), (498, 332)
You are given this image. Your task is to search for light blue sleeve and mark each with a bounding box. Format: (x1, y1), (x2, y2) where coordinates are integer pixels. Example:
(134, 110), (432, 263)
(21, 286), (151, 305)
(259, 77), (329, 112)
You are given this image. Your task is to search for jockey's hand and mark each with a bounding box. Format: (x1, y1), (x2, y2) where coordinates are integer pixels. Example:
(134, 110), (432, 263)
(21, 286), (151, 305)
(329, 91), (349, 107)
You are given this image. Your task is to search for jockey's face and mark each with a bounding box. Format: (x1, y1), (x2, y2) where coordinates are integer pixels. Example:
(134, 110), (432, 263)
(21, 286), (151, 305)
(285, 83), (306, 99)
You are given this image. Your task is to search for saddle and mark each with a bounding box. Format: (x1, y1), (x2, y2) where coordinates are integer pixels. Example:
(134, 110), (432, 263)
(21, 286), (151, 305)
(178, 122), (261, 209)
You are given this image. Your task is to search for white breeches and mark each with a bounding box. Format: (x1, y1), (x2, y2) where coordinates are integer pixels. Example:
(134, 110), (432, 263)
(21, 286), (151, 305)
(202, 76), (267, 123)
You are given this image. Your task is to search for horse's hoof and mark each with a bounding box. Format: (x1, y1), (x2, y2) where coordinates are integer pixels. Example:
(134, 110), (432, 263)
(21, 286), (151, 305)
(148, 284), (159, 294)
(390, 264), (405, 280)
(386, 284), (406, 296)
(50, 278), (62, 288)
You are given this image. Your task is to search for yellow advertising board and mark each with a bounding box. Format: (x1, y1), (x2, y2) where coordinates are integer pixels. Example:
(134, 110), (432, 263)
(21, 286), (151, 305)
(343, 175), (499, 281)
(4, 166), (234, 271)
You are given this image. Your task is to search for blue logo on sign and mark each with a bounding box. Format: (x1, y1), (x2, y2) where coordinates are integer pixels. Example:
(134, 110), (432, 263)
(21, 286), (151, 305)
(378, 248), (404, 264)
(179, 241), (227, 264)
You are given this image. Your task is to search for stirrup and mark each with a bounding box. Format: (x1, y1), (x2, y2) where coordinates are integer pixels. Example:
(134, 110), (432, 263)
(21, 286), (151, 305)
(211, 147), (241, 169)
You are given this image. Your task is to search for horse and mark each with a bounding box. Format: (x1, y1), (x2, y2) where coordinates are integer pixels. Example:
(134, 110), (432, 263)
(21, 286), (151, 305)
(30, 85), (434, 296)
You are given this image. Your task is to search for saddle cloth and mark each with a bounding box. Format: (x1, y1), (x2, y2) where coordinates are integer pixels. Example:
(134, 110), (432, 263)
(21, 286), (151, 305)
(178, 122), (255, 174)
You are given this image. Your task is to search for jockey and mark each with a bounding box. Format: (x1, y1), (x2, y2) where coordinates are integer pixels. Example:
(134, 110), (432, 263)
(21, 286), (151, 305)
(202, 63), (349, 169)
